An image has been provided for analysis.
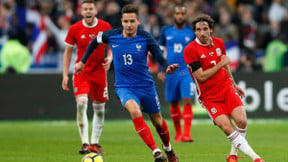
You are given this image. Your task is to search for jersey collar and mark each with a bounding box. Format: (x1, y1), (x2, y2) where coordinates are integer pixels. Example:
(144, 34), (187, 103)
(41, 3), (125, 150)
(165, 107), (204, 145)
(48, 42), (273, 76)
(82, 18), (98, 28)
(195, 37), (213, 46)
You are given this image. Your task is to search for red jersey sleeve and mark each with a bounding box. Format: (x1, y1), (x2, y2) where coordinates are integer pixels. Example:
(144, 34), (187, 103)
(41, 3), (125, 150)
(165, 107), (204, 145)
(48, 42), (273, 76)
(184, 43), (199, 65)
(65, 25), (76, 47)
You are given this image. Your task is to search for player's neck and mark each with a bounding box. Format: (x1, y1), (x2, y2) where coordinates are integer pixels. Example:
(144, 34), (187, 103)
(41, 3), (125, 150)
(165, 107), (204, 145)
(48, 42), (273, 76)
(175, 24), (185, 29)
(122, 31), (137, 38)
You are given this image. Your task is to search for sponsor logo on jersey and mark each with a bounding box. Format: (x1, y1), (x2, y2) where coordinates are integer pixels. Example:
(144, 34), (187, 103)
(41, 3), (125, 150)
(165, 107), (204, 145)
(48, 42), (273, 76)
(111, 44), (119, 48)
(167, 36), (173, 40)
(80, 34), (86, 39)
(216, 48), (221, 56)
(211, 107), (217, 114)
(200, 54), (206, 58)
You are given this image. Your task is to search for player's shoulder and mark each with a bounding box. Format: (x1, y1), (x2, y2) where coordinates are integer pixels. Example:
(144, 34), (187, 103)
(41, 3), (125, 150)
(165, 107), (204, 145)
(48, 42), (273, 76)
(160, 25), (174, 32)
(69, 20), (83, 30)
(137, 28), (154, 39)
(97, 19), (111, 27)
(103, 28), (122, 37)
(211, 36), (224, 44)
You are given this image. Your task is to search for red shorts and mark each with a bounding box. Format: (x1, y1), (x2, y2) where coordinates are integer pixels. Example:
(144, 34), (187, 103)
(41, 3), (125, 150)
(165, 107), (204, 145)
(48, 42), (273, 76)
(201, 83), (243, 120)
(73, 71), (108, 102)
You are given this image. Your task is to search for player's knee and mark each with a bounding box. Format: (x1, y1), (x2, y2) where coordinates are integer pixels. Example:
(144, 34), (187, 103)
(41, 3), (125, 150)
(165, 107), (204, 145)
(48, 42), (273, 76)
(236, 120), (247, 129)
(93, 103), (105, 117)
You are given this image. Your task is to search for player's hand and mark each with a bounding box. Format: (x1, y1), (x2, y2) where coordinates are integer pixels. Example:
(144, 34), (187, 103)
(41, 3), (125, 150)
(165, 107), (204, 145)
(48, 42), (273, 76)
(102, 56), (112, 71)
(220, 55), (231, 66)
(157, 72), (166, 82)
(166, 64), (179, 74)
(74, 62), (85, 75)
(62, 76), (69, 91)
(234, 84), (245, 99)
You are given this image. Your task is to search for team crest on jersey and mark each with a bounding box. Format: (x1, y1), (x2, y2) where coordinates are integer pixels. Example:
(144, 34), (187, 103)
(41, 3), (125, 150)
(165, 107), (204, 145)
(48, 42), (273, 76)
(216, 48), (221, 56)
(136, 43), (142, 51)
(80, 34), (86, 39)
(89, 34), (96, 39)
(211, 107), (217, 114)
(185, 36), (190, 42)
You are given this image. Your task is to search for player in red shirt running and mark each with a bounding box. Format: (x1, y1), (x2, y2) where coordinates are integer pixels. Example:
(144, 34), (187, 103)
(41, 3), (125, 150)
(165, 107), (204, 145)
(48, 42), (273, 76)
(62, 0), (111, 154)
(184, 14), (264, 162)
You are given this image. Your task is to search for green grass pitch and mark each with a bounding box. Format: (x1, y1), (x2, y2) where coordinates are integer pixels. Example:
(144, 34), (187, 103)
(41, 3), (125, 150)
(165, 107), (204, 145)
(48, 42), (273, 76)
(0, 119), (287, 162)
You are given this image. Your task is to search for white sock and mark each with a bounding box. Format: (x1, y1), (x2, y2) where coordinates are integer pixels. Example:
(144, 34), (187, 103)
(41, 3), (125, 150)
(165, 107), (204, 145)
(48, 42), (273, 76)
(152, 148), (161, 155)
(162, 143), (172, 152)
(91, 103), (105, 144)
(228, 131), (260, 160)
(230, 126), (247, 155)
(76, 97), (89, 144)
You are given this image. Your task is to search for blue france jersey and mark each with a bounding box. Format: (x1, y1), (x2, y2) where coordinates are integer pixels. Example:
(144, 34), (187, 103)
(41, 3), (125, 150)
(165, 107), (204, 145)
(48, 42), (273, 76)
(102, 28), (167, 88)
(159, 25), (195, 70)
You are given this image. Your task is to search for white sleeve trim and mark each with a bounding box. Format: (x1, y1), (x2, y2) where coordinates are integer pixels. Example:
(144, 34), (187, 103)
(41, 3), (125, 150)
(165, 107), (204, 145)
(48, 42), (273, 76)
(97, 32), (103, 44)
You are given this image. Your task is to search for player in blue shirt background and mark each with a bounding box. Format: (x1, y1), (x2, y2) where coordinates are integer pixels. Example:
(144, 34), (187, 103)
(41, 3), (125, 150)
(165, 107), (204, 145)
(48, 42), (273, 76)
(158, 4), (196, 143)
(75, 4), (179, 162)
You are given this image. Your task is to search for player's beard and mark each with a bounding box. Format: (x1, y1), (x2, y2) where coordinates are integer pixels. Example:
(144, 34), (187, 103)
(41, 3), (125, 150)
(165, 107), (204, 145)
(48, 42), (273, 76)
(175, 19), (185, 28)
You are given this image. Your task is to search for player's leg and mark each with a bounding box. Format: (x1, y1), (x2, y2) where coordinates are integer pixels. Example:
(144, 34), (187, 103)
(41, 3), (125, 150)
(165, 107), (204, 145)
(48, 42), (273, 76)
(226, 86), (264, 162)
(73, 74), (90, 154)
(180, 76), (195, 142)
(229, 106), (247, 157)
(142, 86), (178, 162)
(126, 100), (166, 161)
(76, 95), (90, 154)
(116, 87), (165, 161)
(181, 98), (194, 142)
(214, 114), (262, 161)
(166, 75), (182, 142)
(230, 106), (264, 162)
(90, 80), (108, 154)
(170, 101), (182, 142)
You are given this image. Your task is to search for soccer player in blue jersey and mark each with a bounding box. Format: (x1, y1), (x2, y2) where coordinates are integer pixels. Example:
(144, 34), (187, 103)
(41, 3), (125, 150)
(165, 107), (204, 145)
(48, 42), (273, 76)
(158, 4), (196, 143)
(75, 4), (179, 162)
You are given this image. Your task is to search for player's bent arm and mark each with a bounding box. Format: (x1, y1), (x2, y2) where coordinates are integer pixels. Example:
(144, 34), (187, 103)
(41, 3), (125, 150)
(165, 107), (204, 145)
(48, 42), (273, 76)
(190, 59), (228, 83)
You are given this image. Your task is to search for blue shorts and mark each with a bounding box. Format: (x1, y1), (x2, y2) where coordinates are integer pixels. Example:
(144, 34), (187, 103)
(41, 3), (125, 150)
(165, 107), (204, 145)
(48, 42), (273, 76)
(115, 86), (161, 114)
(165, 69), (195, 102)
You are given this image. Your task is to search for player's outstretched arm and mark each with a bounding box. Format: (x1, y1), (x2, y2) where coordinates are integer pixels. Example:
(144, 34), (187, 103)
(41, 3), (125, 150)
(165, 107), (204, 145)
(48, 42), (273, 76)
(75, 37), (100, 75)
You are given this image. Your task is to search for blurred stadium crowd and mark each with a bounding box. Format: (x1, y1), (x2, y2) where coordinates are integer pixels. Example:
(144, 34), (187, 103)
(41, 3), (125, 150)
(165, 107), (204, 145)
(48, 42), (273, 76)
(0, 0), (288, 73)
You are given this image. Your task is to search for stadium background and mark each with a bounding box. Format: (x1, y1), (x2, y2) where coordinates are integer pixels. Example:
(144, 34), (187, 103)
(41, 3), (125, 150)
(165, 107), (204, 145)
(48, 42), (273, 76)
(0, 0), (288, 120)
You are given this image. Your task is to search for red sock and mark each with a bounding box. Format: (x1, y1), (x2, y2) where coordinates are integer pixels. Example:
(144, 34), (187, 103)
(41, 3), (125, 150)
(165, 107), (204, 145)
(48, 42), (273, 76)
(132, 116), (158, 151)
(183, 104), (193, 136)
(156, 119), (170, 147)
(170, 105), (181, 136)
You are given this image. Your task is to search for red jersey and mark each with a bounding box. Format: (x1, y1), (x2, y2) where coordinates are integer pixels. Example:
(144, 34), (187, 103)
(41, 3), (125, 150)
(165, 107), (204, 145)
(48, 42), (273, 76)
(65, 19), (111, 76)
(184, 37), (230, 101)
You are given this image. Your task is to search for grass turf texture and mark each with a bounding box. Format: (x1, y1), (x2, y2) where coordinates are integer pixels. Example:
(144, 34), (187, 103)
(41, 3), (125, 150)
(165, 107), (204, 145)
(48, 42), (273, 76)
(0, 120), (287, 162)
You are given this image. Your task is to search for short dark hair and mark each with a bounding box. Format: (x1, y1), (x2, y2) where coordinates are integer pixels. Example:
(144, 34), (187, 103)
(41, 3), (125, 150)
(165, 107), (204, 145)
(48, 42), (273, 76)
(121, 4), (139, 18)
(173, 4), (186, 13)
(81, 0), (96, 5)
(191, 14), (215, 30)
